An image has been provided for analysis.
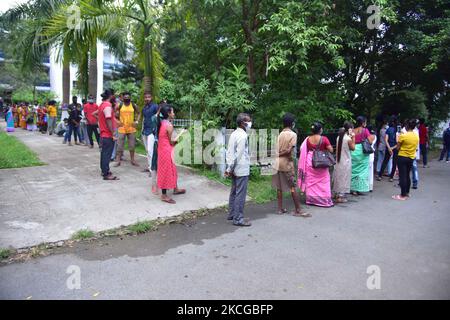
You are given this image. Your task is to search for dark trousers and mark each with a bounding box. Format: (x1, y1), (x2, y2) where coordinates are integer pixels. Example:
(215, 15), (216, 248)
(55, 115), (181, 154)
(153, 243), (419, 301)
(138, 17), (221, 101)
(378, 147), (398, 178)
(398, 156), (414, 197)
(67, 124), (80, 142)
(439, 143), (450, 161)
(100, 137), (114, 177)
(228, 175), (249, 224)
(420, 143), (428, 165)
(87, 124), (100, 146)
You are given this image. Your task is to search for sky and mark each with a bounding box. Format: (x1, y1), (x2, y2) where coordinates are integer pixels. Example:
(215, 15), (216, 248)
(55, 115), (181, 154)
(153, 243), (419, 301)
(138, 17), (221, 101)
(0, 0), (28, 13)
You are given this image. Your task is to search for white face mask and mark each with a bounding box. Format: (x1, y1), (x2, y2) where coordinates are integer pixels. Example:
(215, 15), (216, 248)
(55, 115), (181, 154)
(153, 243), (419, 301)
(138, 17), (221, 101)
(245, 121), (252, 130)
(292, 122), (296, 129)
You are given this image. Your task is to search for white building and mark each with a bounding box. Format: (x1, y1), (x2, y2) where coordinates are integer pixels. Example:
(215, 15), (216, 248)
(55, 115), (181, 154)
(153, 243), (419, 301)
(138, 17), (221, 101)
(48, 41), (122, 103)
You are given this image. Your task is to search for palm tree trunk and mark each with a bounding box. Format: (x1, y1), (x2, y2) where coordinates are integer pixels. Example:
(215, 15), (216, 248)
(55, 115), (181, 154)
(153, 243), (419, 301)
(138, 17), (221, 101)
(62, 59), (70, 104)
(143, 25), (152, 93)
(88, 41), (97, 98)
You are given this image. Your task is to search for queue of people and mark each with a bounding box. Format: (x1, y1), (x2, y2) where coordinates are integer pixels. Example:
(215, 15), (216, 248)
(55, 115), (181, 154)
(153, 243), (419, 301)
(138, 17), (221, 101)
(224, 113), (425, 227)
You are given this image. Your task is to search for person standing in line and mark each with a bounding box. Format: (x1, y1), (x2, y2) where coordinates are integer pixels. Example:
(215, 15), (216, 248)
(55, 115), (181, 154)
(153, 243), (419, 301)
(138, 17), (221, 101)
(367, 125), (377, 191)
(438, 122), (450, 163)
(225, 113), (253, 226)
(392, 119), (419, 201)
(94, 89), (119, 180)
(332, 121), (356, 203)
(79, 103), (88, 146)
(156, 103), (186, 204)
(271, 113), (309, 216)
(83, 94), (100, 148)
(376, 119), (391, 177)
(47, 100), (58, 135)
(67, 97), (82, 146)
(350, 116), (375, 195)
(377, 116), (398, 182)
(407, 120), (420, 189)
(298, 122), (334, 207)
(115, 92), (140, 166)
(141, 92), (159, 173)
(418, 118), (429, 168)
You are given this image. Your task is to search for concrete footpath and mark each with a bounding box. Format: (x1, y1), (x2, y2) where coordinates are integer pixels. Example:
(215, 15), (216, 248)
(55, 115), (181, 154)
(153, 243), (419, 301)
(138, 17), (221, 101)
(0, 125), (230, 249)
(0, 155), (449, 299)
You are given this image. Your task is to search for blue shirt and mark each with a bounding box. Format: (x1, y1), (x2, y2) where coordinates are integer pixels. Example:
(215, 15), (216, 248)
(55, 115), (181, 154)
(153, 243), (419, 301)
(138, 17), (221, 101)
(142, 102), (158, 136)
(386, 126), (397, 147)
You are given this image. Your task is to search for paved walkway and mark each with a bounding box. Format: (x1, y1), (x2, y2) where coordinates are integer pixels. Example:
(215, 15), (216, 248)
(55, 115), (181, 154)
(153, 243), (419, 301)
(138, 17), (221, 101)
(0, 125), (230, 249)
(0, 153), (449, 299)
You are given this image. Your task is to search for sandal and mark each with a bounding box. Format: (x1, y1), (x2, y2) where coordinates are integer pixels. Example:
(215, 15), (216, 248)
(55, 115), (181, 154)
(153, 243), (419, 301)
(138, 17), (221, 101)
(103, 175), (119, 181)
(233, 221), (252, 227)
(292, 211), (311, 218)
(162, 197), (176, 204)
(131, 161), (140, 167)
(173, 188), (186, 195)
(392, 195), (407, 201)
(277, 208), (287, 215)
(336, 198), (348, 203)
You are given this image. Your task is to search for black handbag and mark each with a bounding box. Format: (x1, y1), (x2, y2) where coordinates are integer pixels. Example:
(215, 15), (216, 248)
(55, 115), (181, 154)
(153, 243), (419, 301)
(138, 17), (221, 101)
(362, 138), (375, 154)
(312, 137), (336, 168)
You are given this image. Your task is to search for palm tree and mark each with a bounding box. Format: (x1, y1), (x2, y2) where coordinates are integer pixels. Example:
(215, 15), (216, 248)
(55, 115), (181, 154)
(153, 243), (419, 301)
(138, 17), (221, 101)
(0, 0), (74, 103)
(44, 0), (128, 99)
(78, 0), (166, 95)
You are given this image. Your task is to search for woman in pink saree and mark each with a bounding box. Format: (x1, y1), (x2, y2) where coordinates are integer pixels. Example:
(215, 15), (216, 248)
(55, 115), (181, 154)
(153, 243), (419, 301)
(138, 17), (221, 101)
(298, 122), (334, 207)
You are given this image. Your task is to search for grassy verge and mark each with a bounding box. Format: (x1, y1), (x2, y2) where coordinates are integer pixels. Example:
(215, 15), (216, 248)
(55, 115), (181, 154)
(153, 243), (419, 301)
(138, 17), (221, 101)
(0, 131), (44, 169)
(193, 166), (278, 204)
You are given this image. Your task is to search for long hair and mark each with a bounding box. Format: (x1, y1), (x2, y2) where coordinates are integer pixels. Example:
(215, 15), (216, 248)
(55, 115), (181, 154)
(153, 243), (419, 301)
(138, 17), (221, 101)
(337, 121), (354, 163)
(157, 103), (173, 139)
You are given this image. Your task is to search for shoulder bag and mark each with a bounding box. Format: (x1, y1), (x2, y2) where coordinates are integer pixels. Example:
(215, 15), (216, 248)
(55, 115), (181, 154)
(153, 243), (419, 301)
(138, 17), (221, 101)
(312, 136), (336, 168)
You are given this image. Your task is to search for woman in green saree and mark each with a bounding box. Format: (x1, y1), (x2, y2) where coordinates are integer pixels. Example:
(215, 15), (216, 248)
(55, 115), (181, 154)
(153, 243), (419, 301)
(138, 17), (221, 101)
(351, 116), (375, 195)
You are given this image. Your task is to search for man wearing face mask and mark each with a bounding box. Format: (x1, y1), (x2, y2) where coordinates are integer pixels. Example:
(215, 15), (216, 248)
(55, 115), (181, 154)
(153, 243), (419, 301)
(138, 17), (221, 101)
(225, 113), (252, 227)
(83, 94), (100, 148)
(115, 92), (140, 166)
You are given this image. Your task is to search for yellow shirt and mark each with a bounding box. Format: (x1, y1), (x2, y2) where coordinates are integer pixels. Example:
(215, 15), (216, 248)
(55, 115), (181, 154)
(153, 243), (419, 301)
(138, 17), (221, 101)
(398, 131), (419, 159)
(118, 103), (136, 134)
(47, 105), (57, 117)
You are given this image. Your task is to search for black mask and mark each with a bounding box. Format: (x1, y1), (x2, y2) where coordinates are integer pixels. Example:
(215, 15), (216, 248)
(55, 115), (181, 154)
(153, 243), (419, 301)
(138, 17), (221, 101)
(124, 99), (131, 104)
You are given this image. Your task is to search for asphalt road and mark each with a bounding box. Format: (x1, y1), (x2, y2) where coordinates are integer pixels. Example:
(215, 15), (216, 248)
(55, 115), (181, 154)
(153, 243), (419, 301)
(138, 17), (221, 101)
(1, 162), (449, 299)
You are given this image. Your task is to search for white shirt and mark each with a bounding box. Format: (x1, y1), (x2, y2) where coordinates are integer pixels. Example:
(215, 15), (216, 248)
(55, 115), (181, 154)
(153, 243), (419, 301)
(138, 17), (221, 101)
(226, 127), (250, 177)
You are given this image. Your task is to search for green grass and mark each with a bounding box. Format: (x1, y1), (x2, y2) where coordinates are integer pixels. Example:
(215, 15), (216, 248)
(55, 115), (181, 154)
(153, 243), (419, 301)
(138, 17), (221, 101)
(0, 131), (44, 169)
(72, 229), (95, 240)
(0, 248), (11, 259)
(128, 220), (155, 234)
(194, 166), (277, 204)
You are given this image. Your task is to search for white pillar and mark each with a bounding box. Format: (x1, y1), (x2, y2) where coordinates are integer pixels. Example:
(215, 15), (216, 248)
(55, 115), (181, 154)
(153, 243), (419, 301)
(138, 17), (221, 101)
(96, 41), (104, 103)
(49, 47), (63, 102)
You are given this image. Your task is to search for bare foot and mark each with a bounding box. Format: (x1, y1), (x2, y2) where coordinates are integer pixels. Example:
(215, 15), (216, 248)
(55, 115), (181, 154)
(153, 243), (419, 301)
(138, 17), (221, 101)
(131, 161), (140, 167)
(114, 162), (121, 167)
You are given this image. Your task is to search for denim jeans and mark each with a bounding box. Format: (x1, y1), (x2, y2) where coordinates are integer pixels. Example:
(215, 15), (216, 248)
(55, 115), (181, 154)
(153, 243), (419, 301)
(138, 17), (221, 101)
(439, 143), (450, 161)
(67, 124), (80, 142)
(412, 159), (419, 187)
(376, 148), (392, 175)
(111, 129), (118, 160)
(100, 137), (114, 177)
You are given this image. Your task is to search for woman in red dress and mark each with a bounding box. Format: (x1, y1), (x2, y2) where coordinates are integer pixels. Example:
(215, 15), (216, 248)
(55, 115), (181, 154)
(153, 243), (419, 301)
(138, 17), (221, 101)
(157, 104), (186, 204)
